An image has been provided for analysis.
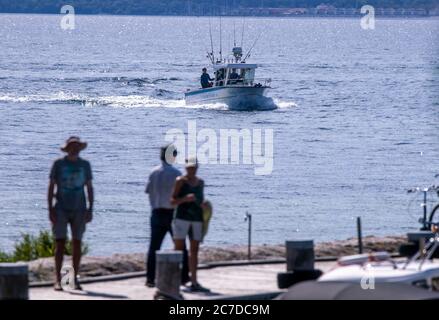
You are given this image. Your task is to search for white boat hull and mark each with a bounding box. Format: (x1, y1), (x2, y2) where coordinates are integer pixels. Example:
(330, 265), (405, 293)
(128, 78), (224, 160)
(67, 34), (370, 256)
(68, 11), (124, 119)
(184, 86), (275, 110)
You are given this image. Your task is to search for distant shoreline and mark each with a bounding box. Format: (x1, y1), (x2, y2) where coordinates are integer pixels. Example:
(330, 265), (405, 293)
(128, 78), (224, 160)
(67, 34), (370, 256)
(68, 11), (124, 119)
(0, 12), (437, 19)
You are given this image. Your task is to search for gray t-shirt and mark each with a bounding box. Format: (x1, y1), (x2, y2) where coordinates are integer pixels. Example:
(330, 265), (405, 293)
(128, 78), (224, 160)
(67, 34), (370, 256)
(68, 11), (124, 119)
(50, 157), (92, 212)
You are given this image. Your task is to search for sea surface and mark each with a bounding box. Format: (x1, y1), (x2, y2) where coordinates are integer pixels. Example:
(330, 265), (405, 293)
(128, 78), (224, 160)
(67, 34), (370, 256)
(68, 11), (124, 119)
(0, 14), (438, 255)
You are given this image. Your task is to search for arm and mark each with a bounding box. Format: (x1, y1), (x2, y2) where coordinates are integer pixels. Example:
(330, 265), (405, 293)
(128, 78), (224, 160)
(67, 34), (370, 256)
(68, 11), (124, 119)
(198, 179), (205, 205)
(199, 180), (208, 209)
(171, 178), (194, 206)
(86, 180), (94, 222)
(48, 180), (56, 224)
(145, 173), (153, 194)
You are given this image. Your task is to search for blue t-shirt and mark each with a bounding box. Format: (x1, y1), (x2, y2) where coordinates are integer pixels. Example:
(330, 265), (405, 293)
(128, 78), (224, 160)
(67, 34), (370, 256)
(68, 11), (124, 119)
(50, 157), (92, 212)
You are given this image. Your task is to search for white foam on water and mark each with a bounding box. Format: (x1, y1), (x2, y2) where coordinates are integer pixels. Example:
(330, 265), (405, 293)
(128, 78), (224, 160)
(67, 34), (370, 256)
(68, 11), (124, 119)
(0, 93), (232, 111)
(0, 93), (297, 111)
(274, 99), (298, 109)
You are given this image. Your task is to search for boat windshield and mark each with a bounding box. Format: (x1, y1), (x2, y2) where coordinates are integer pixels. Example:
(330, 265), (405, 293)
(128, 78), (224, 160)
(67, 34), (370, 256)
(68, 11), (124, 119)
(228, 68), (255, 86)
(214, 67), (256, 87)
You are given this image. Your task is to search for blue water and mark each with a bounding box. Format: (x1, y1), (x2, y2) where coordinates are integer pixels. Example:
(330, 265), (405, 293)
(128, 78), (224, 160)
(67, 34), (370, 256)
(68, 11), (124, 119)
(0, 14), (438, 255)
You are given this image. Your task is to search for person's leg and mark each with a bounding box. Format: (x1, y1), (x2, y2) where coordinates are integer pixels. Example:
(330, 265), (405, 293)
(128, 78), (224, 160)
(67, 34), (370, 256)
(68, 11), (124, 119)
(72, 239), (82, 279)
(172, 219), (190, 252)
(54, 239), (66, 284)
(189, 239), (200, 284)
(174, 239), (185, 251)
(146, 211), (168, 284)
(181, 242), (190, 284)
(71, 211), (87, 289)
(169, 220), (190, 284)
(52, 209), (68, 289)
(188, 222), (209, 291)
(172, 218), (191, 283)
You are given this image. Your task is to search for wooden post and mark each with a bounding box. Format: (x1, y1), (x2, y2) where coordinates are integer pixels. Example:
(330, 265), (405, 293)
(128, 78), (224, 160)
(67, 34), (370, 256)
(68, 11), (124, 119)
(286, 240), (314, 271)
(155, 250), (182, 299)
(0, 263), (29, 300)
(357, 217), (363, 254)
(245, 212), (252, 260)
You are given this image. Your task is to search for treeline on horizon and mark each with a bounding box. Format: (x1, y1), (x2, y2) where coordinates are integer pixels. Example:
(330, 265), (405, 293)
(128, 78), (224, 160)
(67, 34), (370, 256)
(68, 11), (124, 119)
(0, 0), (437, 15)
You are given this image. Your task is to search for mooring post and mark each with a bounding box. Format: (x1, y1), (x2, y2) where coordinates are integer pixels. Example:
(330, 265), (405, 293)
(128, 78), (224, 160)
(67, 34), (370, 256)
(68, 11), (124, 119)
(422, 190), (428, 230)
(285, 240), (314, 272)
(0, 263), (29, 300)
(155, 250), (182, 299)
(357, 216), (363, 254)
(245, 212), (252, 260)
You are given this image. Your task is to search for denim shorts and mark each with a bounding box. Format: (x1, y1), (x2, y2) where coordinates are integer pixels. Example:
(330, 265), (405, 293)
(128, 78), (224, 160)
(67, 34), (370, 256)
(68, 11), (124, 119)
(52, 208), (86, 241)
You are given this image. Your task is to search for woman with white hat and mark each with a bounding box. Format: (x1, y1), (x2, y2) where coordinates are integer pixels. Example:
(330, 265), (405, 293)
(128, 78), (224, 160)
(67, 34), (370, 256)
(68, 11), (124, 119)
(171, 157), (209, 292)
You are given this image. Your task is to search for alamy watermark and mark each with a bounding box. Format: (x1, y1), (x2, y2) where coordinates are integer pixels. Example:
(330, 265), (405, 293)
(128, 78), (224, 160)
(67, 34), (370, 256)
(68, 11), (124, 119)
(360, 5), (375, 30)
(61, 265), (75, 290)
(164, 120), (274, 176)
(360, 265), (376, 290)
(60, 5), (75, 30)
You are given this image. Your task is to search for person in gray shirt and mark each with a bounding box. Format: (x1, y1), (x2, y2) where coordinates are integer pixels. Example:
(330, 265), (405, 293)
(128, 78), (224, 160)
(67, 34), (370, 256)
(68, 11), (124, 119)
(145, 144), (189, 287)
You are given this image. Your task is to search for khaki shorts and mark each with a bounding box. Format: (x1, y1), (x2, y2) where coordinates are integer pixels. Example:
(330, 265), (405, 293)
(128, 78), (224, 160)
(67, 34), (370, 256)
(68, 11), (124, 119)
(172, 218), (203, 242)
(52, 208), (87, 241)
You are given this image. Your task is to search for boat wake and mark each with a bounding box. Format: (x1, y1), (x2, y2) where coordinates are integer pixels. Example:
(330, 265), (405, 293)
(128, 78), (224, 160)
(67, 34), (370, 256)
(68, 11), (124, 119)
(0, 93), (297, 111)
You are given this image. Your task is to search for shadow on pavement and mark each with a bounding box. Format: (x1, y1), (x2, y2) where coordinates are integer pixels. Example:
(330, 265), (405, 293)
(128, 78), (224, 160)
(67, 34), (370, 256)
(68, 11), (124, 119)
(181, 287), (222, 297)
(68, 290), (129, 299)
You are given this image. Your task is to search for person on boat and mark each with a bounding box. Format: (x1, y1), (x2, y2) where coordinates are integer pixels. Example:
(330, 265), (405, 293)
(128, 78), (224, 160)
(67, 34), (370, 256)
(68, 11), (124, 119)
(228, 69), (240, 84)
(217, 69), (225, 86)
(200, 68), (213, 88)
(48, 136), (94, 291)
(145, 145), (190, 288)
(171, 157), (210, 292)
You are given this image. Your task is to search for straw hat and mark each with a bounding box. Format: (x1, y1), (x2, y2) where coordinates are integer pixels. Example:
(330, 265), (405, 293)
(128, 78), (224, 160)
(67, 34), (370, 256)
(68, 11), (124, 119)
(60, 136), (87, 152)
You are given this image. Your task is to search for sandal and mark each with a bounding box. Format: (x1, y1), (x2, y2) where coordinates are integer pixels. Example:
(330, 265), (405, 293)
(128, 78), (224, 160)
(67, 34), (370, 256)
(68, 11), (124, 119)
(54, 282), (63, 291)
(74, 278), (83, 291)
(190, 282), (210, 293)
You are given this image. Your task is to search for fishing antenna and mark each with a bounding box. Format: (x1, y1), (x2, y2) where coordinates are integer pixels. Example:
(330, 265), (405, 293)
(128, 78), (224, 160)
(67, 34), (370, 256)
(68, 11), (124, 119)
(243, 31), (262, 62)
(241, 17), (246, 48)
(219, 16), (223, 62)
(233, 20), (236, 47)
(208, 18), (215, 64)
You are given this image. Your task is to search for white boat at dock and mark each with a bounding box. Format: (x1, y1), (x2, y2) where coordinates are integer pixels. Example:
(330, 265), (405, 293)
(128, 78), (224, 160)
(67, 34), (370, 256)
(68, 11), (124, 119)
(319, 229), (439, 292)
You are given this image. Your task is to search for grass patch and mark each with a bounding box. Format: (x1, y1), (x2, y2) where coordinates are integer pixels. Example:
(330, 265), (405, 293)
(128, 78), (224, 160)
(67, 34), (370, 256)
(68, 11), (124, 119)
(0, 230), (89, 263)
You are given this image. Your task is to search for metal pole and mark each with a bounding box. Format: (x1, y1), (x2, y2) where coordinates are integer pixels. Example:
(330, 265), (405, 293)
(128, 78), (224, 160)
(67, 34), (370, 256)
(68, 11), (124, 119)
(245, 212), (252, 260)
(423, 190), (428, 229)
(357, 217), (363, 254)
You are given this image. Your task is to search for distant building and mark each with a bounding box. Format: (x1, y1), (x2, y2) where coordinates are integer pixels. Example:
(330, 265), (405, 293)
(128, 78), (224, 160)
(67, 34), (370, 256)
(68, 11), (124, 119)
(316, 3), (336, 15)
(237, 5), (432, 17)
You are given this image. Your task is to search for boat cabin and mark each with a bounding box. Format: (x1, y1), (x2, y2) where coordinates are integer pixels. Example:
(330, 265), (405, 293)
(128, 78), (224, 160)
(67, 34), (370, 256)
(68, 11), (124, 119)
(212, 63), (258, 87)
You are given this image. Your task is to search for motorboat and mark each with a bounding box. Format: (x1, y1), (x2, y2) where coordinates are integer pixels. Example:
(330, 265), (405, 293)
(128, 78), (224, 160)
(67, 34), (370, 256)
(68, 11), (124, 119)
(184, 46), (275, 111)
(319, 230), (439, 292)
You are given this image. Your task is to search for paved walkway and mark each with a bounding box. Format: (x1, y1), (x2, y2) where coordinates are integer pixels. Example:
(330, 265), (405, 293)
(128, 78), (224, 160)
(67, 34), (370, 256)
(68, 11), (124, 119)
(30, 262), (336, 300)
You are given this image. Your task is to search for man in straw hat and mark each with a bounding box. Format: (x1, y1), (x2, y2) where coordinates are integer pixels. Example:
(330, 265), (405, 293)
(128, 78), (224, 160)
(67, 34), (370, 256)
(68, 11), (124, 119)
(48, 136), (94, 291)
